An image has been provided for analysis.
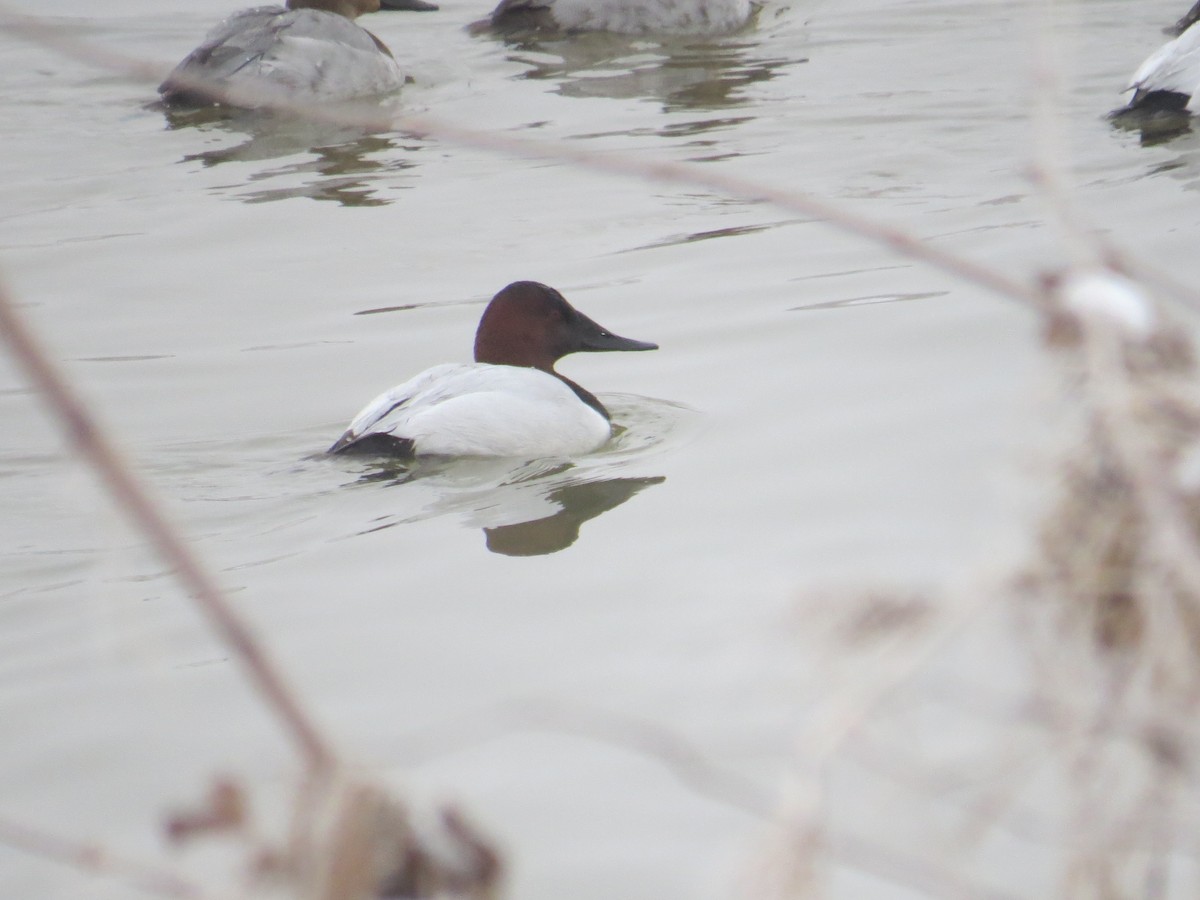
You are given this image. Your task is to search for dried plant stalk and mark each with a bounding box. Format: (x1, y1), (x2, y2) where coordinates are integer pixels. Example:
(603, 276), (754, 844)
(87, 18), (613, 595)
(0, 2), (1043, 311)
(0, 273), (337, 775)
(0, 816), (207, 899)
(0, 270), (505, 898)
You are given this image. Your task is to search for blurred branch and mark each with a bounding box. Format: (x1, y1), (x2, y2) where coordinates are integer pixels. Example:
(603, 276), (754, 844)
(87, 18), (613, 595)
(0, 270), (504, 891)
(385, 699), (773, 818)
(832, 829), (1024, 900)
(1024, 2), (1200, 313)
(503, 701), (774, 816)
(1027, 2), (1103, 273)
(0, 2), (1039, 309)
(1102, 243), (1200, 315)
(0, 816), (208, 899)
(0, 271), (338, 775)
(398, 114), (1040, 308)
(0, 3), (167, 84)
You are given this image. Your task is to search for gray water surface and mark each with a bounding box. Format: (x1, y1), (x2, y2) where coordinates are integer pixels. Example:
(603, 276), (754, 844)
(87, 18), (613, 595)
(2, 0), (1197, 897)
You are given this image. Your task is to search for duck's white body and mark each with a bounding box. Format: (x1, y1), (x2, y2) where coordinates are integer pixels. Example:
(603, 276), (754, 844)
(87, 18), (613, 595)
(332, 363), (612, 457)
(482, 0), (751, 35)
(329, 281), (656, 459)
(160, 6), (405, 108)
(1126, 20), (1200, 110)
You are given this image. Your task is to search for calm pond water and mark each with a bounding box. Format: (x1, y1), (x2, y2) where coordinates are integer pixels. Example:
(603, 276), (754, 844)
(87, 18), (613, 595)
(3, 0), (1200, 897)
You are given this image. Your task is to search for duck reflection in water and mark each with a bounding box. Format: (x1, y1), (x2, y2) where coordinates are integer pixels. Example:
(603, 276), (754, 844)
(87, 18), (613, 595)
(162, 111), (419, 206)
(1110, 112), (1193, 147)
(478, 25), (796, 114)
(484, 474), (665, 556)
(352, 459), (666, 556)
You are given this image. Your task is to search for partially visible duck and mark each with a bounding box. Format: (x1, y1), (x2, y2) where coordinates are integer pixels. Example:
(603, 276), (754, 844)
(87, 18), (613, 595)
(329, 282), (658, 458)
(1170, 0), (1200, 37)
(469, 0), (752, 37)
(159, 0), (423, 109)
(1119, 8), (1200, 113)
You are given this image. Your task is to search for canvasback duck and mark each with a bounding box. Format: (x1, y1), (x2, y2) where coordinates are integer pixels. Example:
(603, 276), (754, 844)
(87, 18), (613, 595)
(1119, 6), (1200, 113)
(470, 0), (751, 37)
(159, 0), (424, 109)
(328, 281), (658, 458)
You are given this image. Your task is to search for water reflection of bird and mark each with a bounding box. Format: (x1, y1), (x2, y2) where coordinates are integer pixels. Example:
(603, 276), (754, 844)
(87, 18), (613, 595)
(346, 461), (666, 555)
(159, 0), (427, 109)
(484, 475), (665, 555)
(169, 121), (416, 205)
(499, 31), (795, 113)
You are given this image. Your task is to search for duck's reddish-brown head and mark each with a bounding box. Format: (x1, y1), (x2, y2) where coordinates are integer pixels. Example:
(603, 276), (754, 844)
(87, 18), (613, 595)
(473, 281), (657, 372)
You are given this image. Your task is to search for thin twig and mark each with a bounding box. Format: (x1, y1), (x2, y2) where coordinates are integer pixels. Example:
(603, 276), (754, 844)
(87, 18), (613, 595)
(1025, 0), (1200, 314)
(502, 701), (773, 816)
(377, 699), (771, 817)
(0, 3), (167, 84)
(400, 112), (1040, 307)
(1103, 242), (1200, 317)
(0, 3), (1039, 309)
(831, 829), (1026, 900)
(0, 272), (338, 775)
(0, 816), (208, 900)
(1027, 1), (1104, 273)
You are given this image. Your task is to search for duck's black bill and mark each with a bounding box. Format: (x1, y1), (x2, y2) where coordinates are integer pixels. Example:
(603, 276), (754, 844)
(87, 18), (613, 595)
(584, 332), (658, 352)
(573, 312), (658, 353)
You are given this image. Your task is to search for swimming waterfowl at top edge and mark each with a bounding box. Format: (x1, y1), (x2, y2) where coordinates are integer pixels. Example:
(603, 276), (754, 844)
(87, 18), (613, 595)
(469, 0), (752, 37)
(1119, 6), (1200, 113)
(159, 0), (425, 109)
(1170, 0), (1200, 37)
(328, 281), (658, 459)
